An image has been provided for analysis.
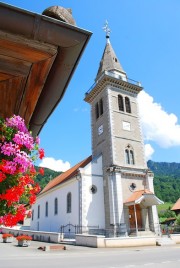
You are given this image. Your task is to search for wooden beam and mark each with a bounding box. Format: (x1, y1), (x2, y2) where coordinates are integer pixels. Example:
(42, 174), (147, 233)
(0, 54), (31, 76)
(0, 30), (57, 63)
(18, 55), (56, 123)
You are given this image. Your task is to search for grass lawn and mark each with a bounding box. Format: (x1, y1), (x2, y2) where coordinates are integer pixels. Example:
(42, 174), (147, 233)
(157, 202), (173, 213)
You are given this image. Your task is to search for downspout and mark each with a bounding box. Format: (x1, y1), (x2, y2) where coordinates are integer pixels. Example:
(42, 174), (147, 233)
(109, 169), (116, 235)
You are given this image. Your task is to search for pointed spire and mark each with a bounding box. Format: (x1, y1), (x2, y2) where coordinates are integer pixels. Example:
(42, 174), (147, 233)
(95, 21), (126, 82)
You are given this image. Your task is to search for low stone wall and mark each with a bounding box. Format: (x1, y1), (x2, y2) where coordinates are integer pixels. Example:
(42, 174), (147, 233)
(76, 234), (105, 247)
(1, 227), (62, 243)
(104, 237), (156, 248)
(171, 234), (180, 244)
(76, 234), (157, 248)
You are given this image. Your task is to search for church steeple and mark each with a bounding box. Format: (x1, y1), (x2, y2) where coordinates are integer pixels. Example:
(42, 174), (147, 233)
(95, 21), (126, 82)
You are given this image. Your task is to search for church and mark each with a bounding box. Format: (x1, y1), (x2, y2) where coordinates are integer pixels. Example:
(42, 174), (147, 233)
(30, 26), (163, 237)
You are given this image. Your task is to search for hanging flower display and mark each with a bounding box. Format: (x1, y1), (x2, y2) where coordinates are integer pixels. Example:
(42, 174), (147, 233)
(0, 115), (44, 227)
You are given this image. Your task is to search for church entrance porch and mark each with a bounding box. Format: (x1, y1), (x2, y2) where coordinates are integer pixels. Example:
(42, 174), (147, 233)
(124, 189), (164, 236)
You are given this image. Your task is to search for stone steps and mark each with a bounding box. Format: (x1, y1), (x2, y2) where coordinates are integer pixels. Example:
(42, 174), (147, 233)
(129, 231), (155, 237)
(156, 236), (176, 246)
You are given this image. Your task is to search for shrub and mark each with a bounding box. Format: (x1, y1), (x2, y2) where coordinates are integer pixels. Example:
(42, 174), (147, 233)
(2, 233), (14, 238)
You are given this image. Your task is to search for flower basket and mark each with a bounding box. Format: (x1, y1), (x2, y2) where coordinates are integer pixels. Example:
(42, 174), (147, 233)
(2, 233), (14, 243)
(0, 115), (44, 227)
(16, 235), (32, 247)
(18, 240), (31, 247)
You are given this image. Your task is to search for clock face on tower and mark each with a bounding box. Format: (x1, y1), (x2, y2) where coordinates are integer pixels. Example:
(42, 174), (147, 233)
(98, 125), (103, 135)
(122, 121), (131, 131)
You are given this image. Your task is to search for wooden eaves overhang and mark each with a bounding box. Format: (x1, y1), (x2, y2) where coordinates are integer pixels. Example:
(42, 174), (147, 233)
(0, 3), (92, 136)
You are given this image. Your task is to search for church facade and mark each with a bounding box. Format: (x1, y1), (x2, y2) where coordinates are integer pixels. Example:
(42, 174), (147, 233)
(30, 31), (163, 236)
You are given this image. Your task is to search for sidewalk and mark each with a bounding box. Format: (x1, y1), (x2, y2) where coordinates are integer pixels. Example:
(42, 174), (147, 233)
(0, 235), (95, 258)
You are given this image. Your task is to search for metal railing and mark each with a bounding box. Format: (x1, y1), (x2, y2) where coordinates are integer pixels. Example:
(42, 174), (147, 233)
(85, 70), (142, 97)
(60, 223), (99, 239)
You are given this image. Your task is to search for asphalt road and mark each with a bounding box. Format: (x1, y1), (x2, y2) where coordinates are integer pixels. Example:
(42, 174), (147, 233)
(0, 240), (180, 268)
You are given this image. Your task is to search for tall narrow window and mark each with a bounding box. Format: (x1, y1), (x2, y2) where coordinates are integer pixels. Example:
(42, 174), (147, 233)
(130, 150), (135, 165)
(125, 149), (130, 164)
(45, 201), (48, 217)
(37, 205), (40, 219)
(32, 209), (34, 221)
(125, 145), (135, 165)
(54, 198), (58, 215)
(67, 192), (72, 213)
(95, 102), (99, 119)
(99, 98), (103, 116)
(118, 95), (124, 111)
(125, 97), (131, 113)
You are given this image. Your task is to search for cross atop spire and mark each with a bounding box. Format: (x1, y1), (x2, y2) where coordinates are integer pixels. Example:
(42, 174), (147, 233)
(95, 22), (127, 82)
(103, 20), (111, 40)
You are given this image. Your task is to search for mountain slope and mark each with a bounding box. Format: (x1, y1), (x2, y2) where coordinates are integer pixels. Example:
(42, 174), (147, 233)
(147, 160), (180, 203)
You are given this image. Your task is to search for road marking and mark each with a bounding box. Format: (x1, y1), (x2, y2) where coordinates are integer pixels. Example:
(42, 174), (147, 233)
(144, 263), (154, 266)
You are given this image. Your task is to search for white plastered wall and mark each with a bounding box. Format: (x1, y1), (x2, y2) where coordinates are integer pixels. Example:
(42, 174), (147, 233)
(80, 155), (105, 229)
(30, 179), (79, 232)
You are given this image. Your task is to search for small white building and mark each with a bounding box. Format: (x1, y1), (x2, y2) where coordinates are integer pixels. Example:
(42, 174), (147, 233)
(31, 30), (163, 237)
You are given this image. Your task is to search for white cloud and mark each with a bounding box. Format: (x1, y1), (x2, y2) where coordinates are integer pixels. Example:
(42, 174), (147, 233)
(73, 107), (88, 112)
(144, 144), (154, 161)
(39, 157), (71, 172)
(138, 91), (180, 148)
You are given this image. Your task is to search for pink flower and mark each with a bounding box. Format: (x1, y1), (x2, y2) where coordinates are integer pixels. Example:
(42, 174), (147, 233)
(13, 131), (34, 150)
(1, 142), (19, 156)
(13, 151), (32, 172)
(35, 136), (40, 145)
(6, 115), (28, 133)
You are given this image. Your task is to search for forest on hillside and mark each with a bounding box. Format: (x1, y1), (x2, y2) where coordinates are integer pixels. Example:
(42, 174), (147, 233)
(147, 160), (180, 203)
(35, 161), (180, 204)
(35, 167), (62, 190)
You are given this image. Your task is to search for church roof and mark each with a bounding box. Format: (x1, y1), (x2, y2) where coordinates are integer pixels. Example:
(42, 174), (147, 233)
(40, 155), (92, 195)
(171, 198), (180, 211)
(95, 37), (126, 81)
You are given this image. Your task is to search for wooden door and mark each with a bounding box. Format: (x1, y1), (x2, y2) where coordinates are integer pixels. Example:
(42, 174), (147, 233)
(129, 205), (142, 230)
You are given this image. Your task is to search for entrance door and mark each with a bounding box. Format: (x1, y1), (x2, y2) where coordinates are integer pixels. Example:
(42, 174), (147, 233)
(129, 204), (142, 230)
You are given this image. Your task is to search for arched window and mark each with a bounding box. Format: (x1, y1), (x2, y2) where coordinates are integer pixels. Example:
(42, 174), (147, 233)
(125, 149), (130, 164)
(54, 198), (58, 215)
(118, 95), (124, 111)
(67, 192), (72, 213)
(125, 97), (131, 113)
(95, 102), (99, 119)
(130, 150), (135, 165)
(45, 201), (48, 217)
(38, 205), (40, 219)
(99, 98), (103, 116)
(125, 145), (135, 165)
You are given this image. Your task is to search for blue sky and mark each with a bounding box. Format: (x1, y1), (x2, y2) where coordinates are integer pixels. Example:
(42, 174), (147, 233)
(2, 0), (180, 170)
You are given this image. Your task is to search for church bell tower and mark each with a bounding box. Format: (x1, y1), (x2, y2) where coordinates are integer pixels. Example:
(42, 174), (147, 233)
(84, 22), (158, 233)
